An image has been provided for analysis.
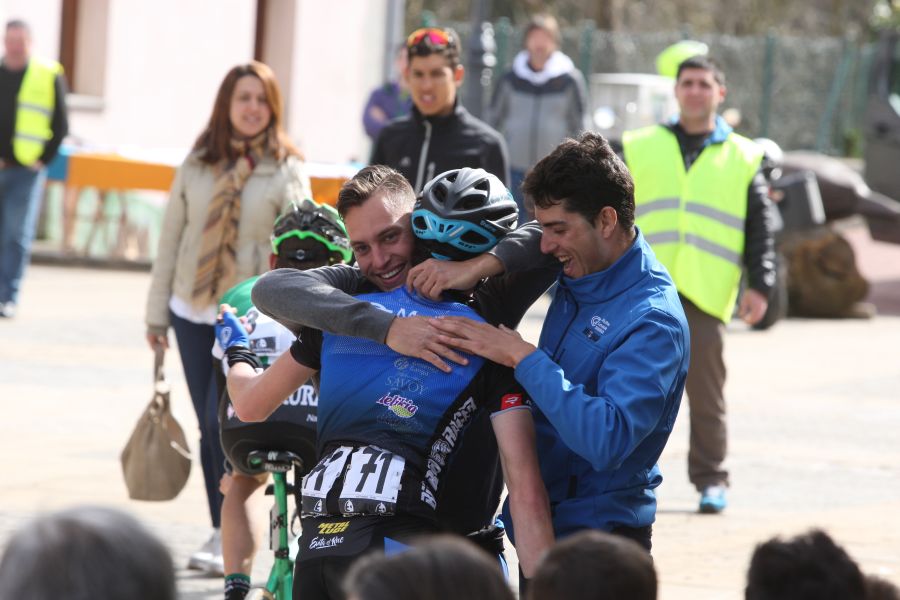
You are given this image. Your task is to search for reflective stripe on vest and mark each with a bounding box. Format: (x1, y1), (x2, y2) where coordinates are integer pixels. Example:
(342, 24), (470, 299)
(13, 58), (62, 166)
(623, 125), (763, 322)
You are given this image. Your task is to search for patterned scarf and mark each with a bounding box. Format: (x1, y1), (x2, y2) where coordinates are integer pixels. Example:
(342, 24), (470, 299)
(191, 131), (271, 308)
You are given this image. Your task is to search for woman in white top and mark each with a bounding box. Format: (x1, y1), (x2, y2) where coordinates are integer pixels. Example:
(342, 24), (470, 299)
(145, 61), (311, 575)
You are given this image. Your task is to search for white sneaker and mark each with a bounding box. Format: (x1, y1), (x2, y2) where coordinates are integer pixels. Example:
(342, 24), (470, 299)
(187, 529), (222, 574)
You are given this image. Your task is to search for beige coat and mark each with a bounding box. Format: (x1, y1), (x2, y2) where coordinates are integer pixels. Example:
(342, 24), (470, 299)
(145, 152), (311, 333)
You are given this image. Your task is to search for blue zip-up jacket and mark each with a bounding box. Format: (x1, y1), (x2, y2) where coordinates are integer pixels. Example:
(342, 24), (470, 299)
(502, 230), (689, 539)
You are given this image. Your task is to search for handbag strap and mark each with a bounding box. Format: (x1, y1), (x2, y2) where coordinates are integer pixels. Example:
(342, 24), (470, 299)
(154, 346), (166, 384)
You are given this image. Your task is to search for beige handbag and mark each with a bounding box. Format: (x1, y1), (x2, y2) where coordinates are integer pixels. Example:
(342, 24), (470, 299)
(120, 347), (192, 501)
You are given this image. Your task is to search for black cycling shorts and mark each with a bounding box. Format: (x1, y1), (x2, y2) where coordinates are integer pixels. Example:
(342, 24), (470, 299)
(293, 515), (436, 600)
(216, 381), (317, 477)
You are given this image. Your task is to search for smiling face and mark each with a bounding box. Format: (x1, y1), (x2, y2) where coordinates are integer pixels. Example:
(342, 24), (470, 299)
(229, 74), (272, 139)
(674, 67), (726, 131)
(343, 191), (416, 291)
(536, 203), (620, 279)
(405, 53), (463, 117)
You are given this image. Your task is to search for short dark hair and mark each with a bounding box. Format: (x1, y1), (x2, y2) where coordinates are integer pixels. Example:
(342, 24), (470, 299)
(336, 164), (415, 219)
(343, 535), (513, 600)
(745, 529), (866, 600)
(406, 27), (461, 70)
(523, 131), (635, 230)
(5, 19), (29, 33)
(676, 54), (725, 85)
(527, 530), (657, 600)
(0, 506), (176, 600)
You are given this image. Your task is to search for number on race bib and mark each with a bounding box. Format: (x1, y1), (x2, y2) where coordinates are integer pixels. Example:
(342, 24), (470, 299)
(339, 447), (404, 516)
(301, 446), (352, 516)
(300, 445), (405, 517)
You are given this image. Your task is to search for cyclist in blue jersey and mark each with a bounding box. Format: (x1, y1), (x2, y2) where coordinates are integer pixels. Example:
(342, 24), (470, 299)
(218, 166), (553, 600)
(213, 200), (352, 600)
(251, 169), (556, 544)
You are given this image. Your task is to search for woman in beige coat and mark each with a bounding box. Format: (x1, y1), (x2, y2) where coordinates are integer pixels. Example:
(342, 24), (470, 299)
(144, 61), (310, 575)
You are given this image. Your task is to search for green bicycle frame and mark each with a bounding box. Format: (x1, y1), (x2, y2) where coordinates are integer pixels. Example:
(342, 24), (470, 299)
(264, 469), (293, 598)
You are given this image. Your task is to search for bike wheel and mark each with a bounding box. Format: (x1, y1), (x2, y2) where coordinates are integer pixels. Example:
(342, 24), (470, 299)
(246, 589), (276, 600)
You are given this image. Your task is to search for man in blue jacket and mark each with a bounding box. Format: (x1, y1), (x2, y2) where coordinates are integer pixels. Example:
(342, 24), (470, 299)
(429, 132), (690, 555)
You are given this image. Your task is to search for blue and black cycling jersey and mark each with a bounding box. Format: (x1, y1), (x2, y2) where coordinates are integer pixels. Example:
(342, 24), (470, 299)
(290, 287), (530, 526)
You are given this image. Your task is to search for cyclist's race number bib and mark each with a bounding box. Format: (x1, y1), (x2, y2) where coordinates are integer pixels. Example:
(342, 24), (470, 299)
(301, 445), (405, 517)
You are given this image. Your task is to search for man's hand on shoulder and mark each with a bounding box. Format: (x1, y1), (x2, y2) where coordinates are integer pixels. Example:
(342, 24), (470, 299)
(407, 254), (503, 300)
(384, 315), (470, 374)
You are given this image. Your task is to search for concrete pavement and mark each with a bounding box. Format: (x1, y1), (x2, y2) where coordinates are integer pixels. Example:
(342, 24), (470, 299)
(1, 223), (899, 598)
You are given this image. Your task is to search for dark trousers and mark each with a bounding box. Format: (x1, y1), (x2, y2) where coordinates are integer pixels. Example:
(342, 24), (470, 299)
(170, 311), (224, 528)
(681, 297), (729, 490)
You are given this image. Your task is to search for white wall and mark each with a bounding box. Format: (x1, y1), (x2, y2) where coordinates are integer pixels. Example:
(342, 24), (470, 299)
(1, 0), (388, 164)
(290, 0), (388, 163)
(72, 0), (256, 154)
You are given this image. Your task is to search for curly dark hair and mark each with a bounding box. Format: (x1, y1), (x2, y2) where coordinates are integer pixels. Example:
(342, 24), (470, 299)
(523, 131), (635, 230)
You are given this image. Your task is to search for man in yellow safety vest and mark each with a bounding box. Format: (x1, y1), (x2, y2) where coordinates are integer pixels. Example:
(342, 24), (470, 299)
(623, 55), (776, 514)
(0, 19), (68, 318)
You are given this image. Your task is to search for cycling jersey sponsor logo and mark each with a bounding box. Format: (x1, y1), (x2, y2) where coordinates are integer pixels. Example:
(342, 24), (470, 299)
(317, 521), (350, 535)
(309, 535), (344, 550)
(421, 397), (478, 508)
(250, 336), (277, 354)
(343, 500), (355, 514)
(501, 394), (524, 409)
(387, 374), (424, 394)
(285, 384), (318, 407)
(376, 393), (419, 418)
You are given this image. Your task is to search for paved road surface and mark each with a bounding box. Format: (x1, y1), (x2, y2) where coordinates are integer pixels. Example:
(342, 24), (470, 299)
(2, 223), (899, 598)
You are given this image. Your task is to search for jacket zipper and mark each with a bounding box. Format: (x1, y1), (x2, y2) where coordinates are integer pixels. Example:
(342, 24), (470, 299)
(550, 285), (579, 363)
(415, 120), (432, 192)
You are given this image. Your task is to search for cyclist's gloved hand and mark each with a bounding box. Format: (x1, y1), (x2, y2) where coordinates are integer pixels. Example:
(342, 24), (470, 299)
(466, 523), (506, 556)
(216, 309), (249, 351)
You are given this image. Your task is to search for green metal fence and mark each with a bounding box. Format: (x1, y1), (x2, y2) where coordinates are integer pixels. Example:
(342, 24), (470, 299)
(436, 19), (873, 156)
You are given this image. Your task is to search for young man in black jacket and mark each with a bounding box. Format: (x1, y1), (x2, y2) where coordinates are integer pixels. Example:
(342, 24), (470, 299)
(370, 27), (509, 192)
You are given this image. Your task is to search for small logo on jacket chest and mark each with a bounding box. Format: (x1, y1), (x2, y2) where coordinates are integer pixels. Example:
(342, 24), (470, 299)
(583, 315), (610, 341)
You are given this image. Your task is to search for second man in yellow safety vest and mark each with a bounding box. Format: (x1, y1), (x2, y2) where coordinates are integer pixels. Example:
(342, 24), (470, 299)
(0, 19), (68, 318)
(623, 55), (776, 514)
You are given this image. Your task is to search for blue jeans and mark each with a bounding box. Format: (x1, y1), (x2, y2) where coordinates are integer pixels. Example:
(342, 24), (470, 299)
(0, 165), (46, 305)
(170, 311), (225, 529)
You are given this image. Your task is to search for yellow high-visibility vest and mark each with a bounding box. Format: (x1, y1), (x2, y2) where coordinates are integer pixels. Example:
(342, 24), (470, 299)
(623, 124), (763, 322)
(13, 58), (63, 166)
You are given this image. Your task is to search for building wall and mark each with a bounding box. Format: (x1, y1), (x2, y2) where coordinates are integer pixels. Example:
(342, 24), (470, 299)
(2, 0), (388, 164)
(289, 0), (388, 163)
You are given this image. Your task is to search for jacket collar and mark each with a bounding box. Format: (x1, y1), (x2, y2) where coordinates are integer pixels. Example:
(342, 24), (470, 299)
(411, 98), (466, 129)
(666, 114), (732, 146)
(557, 228), (651, 301)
